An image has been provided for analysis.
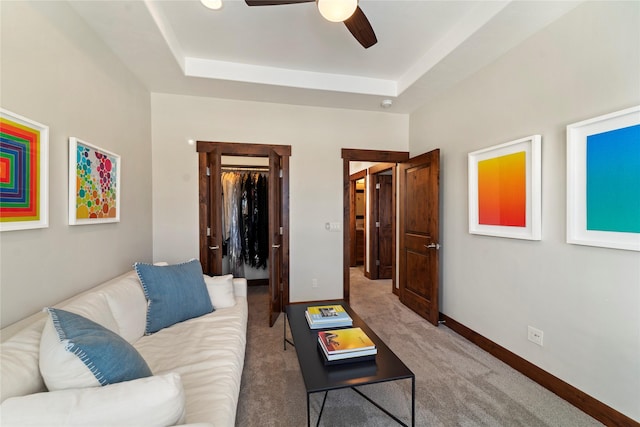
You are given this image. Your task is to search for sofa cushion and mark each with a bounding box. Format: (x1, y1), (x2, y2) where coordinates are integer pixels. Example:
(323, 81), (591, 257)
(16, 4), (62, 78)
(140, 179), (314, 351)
(61, 292), (119, 335)
(0, 316), (48, 402)
(134, 259), (214, 334)
(39, 308), (152, 391)
(204, 274), (236, 309)
(135, 297), (248, 425)
(0, 372), (185, 427)
(100, 273), (147, 343)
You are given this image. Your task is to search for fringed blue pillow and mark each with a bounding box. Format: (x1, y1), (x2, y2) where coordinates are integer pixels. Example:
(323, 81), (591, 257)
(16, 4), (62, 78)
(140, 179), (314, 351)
(134, 259), (214, 334)
(41, 308), (152, 390)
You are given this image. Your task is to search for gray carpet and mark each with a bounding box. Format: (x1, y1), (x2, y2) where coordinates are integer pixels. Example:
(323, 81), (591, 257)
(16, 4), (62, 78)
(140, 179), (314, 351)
(235, 268), (602, 426)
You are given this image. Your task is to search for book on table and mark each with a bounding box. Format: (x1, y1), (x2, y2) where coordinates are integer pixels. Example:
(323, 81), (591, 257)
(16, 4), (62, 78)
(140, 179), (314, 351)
(305, 304), (353, 329)
(317, 327), (377, 358)
(317, 340), (377, 363)
(317, 327), (377, 364)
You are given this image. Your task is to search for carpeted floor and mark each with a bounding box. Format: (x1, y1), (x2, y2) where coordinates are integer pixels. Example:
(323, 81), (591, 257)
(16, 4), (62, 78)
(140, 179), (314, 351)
(235, 268), (603, 426)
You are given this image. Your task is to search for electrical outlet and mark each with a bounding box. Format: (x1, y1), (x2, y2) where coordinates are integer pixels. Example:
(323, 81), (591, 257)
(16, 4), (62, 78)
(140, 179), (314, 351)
(324, 222), (341, 232)
(528, 326), (544, 346)
(312, 279), (318, 288)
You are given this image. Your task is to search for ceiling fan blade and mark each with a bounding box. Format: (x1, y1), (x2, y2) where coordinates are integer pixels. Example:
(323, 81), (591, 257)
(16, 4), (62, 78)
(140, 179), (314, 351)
(245, 0), (313, 6)
(344, 6), (377, 49)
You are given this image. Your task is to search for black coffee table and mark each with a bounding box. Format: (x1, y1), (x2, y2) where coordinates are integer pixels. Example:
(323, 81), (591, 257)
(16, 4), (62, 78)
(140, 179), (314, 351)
(285, 301), (415, 427)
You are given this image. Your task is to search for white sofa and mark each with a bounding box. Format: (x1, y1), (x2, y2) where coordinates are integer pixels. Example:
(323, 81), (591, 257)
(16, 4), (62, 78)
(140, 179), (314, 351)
(0, 263), (248, 427)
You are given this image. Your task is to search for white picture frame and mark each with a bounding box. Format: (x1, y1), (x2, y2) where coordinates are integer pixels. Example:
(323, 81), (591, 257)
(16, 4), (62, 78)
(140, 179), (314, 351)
(0, 109), (49, 231)
(468, 135), (542, 240)
(566, 105), (640, 251)
(69, 137), (121, 225)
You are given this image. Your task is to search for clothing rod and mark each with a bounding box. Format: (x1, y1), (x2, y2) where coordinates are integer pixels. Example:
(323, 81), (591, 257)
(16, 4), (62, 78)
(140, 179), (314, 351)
(221, 166), (269, 172)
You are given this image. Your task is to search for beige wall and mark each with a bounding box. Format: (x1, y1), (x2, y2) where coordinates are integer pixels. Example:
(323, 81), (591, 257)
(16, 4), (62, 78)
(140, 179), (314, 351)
(151, 94), (408, 302)
(0, 1), (153, 327)
(409, 1), (640, 420)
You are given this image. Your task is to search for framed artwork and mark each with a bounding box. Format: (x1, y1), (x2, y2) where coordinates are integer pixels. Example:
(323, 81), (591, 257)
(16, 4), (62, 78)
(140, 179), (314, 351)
(468, 135), (541, 240)
(567, 105), (640, 251)
(69, 137), (120, 225)
(0, 109), (49, 231)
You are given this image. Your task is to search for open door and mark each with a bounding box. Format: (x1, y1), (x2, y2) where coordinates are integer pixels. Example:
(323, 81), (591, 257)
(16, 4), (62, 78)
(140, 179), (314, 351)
(268, 150), (284, 327)
(398, 149), (440, 326)
(198, 148), (223, 276)
(370, 171), (394, 280)
(198, 141), (290, 327)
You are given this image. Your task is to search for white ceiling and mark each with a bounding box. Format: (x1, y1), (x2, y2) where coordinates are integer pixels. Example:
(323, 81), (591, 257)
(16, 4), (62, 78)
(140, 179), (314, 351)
(68, 0), (581, 113)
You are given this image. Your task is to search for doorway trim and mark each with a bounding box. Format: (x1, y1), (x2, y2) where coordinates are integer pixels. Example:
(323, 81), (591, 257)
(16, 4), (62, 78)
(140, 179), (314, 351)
(349, 169), (366, 269)
(197, 141), (291, 311)
(342, 149), (409, 302)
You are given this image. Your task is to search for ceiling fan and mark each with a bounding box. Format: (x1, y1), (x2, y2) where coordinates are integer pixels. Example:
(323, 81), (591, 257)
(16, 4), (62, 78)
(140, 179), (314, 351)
(244, 0), (377, 49)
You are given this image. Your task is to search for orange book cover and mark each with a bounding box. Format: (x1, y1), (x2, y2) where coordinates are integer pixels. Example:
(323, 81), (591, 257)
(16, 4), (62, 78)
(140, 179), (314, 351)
(318, 327), (375, 354)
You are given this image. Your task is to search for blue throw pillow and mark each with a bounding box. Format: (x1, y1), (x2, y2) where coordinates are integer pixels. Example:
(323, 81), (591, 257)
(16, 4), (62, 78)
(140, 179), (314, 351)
(46, 308), (152, 386)
(134, 259), (214, 334)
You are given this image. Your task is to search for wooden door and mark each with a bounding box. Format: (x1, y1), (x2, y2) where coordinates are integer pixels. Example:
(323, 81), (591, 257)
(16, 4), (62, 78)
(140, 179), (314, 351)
(198, 149), (222, 276)
(377, 174), (393, 279)
(399, 149), (440, 326)
(268, 150), (283, 327)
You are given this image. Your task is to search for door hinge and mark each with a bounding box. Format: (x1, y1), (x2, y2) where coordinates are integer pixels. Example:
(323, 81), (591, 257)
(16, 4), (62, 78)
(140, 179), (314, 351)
(279, 169), (283, 178)
(375, 221), (380, 228)
(280, 226), (283, 235)
(376, 183), (380, 189)
(376, 259), (380, 266)
(206, 167), (210, 176)
(207, 227), (211, 237)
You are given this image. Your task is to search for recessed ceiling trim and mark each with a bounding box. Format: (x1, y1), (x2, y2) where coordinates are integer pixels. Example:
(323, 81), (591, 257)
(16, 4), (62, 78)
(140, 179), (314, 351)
(145, 0), (396, 97)
(144, 0), (186, 72)
(184, 57), (398, 96)
(397, 1), (511, 95)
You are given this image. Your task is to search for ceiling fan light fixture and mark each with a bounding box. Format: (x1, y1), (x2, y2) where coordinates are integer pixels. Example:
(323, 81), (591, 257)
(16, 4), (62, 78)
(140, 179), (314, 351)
(317, 0), (357, 23)
(201, 0), (222, 10)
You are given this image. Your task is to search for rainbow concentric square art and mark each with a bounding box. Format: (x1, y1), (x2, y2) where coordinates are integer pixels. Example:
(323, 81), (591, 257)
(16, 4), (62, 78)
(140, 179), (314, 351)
(468, 135), (541, 240)
(68, 137), (120, 225)
(0, 109), (49, 231)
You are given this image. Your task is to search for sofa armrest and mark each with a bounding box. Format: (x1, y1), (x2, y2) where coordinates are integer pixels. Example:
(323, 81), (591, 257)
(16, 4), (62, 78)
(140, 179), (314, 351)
(232, 278), (247, 298)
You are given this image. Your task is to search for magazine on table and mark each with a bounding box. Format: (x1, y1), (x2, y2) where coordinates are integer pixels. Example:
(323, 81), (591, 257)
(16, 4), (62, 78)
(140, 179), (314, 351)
(317, 327), (376, 354)
(306, 304), (352, 323)
(305, 311), (353, 329)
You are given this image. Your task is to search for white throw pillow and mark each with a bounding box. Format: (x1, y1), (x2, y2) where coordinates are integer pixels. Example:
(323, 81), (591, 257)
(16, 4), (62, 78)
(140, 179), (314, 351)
(0, 372), (185, 427)
(100, 274), (147, 343)
(61, 291), (120, 335)
(204, 274), (236, 309)
(39, 308), (152, 392)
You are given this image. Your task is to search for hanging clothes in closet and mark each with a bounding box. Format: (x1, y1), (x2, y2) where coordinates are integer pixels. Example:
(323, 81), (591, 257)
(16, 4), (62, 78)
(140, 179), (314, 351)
(221, 170), (268, 278)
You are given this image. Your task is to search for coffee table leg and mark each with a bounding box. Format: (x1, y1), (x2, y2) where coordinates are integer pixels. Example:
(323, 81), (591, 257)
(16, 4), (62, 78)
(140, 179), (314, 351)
(283, 311), (294, 350)
(411, 376), (415, 427)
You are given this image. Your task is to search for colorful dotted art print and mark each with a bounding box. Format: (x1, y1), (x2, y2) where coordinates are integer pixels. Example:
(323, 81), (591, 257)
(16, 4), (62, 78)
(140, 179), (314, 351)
(69, 138), (120, 225)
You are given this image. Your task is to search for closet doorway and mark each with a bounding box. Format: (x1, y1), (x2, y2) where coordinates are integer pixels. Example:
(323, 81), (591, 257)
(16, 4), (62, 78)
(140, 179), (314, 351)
(197, 141), (291, 327)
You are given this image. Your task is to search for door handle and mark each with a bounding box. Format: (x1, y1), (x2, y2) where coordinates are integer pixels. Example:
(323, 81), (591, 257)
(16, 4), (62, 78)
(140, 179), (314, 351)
(424, 243), (441, 250)
(209, 245), (219, 250)
(272, 244), (281, 249)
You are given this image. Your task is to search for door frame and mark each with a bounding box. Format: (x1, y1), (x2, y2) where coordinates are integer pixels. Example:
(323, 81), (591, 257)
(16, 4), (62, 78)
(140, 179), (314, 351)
(349, 170), (367, 268)
(197, 141), (291, 312)
(367, 163), (396, 282)
(342, 149), (409, 302)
